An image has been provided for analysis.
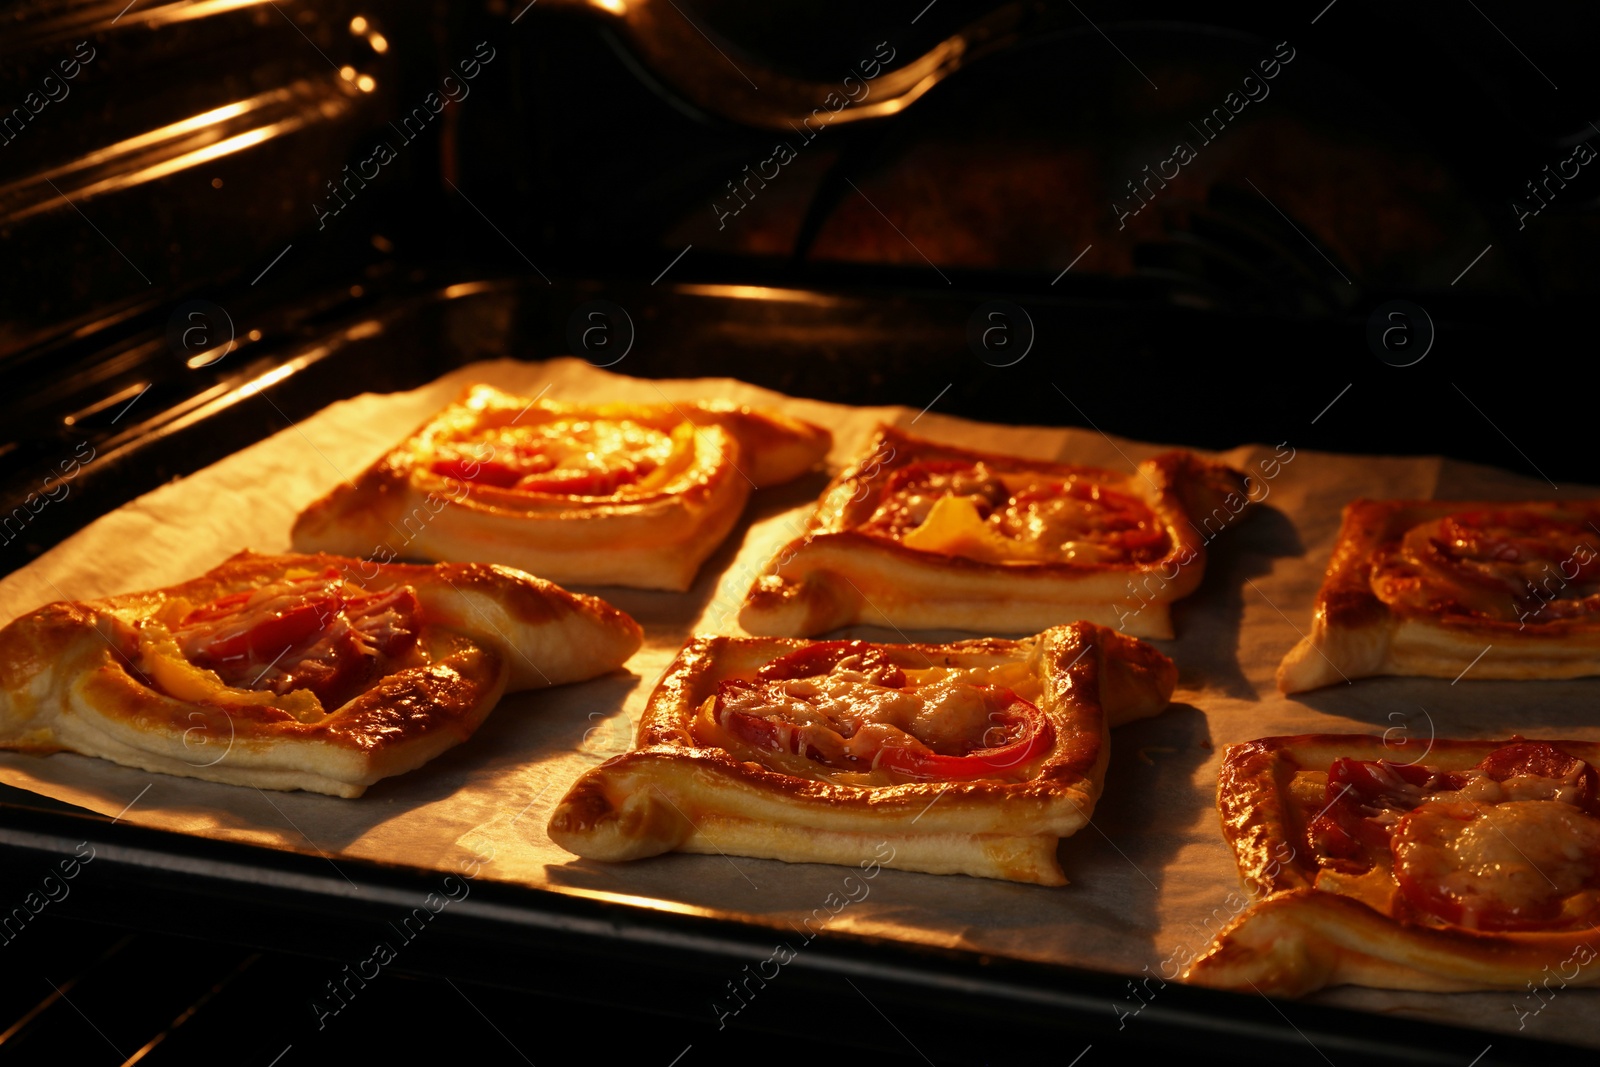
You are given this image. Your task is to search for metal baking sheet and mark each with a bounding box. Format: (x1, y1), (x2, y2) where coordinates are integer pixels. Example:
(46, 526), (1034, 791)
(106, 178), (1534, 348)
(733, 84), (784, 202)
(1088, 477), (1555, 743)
(0, 353), (1593, 1059)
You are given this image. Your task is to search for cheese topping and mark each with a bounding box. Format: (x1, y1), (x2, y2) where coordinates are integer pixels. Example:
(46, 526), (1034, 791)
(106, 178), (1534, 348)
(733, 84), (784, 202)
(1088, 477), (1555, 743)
(1393, 800), (1600, 930)
(425, 417), (696, 498)
(1370, 509), (1600, 625)
(693, 646), (1050, 787)
(862, 462), (1169, 565)
(136, 571), (424, 721)
(1299, 743), (1600, 931)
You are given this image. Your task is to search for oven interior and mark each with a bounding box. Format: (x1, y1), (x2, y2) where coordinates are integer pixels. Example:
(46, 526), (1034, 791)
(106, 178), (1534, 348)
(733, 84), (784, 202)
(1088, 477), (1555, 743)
(0, 1), (1593, 1062)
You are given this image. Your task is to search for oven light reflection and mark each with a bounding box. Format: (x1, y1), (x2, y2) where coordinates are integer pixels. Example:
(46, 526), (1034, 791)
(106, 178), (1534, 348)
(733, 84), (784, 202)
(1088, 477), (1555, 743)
(443, 281), (498, 299)
(135, 0), (275, 28)
(234, 357), (310, 400)
(678, 284), (842, 307)
(554, 886), (721, 920)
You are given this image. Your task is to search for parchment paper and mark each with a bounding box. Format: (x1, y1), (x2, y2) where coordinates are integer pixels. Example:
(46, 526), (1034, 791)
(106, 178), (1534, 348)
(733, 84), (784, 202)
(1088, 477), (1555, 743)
(1, 357), (1595, 1047)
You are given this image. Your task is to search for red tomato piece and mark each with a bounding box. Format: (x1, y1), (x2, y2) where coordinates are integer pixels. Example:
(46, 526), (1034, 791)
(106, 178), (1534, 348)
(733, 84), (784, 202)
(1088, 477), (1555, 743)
(1309, 757), (1464, 864)
(1476, 740), (1598, 812)
(756, 640), (906, 689)
(177, 590), (253, 625)
(515, 466), (639, 496)
(186, 593), (340, 662)
(427, 457), (523, 488)
(712, 656), (1051, 782)
(875, 687), (1053, 781)
(1478, 740), (1593, 784)
(173, 578), (423, 710)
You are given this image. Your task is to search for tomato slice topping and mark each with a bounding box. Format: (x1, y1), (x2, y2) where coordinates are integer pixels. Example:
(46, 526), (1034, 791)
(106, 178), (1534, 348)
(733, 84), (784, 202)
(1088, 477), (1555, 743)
(1439, 511), (1600, 580)
(1373, 508), (1600, 624)
(172, 576), (421, 709)
(430, 451), (652, 496)
(878, 461), (999, 499)
(1025, 480), (1169, 554)
(513, 467), (637, 496)
(1309, 757), (1465, 863)
(427, 436), (557, 488)
(177, 575), (343, 664)
(182, 595), (337, 662)
(875, 686), (1054, 781)
(429, 456), (533, 488)
(276, 586), (420, 708)
(706, 647), (1052, 783)
(178, 589), (252, 623)
(716, 680), (841, 763)
(1477, 741), (1599, 807)
(1314, 742), (1596, 859)
(425, 417), (683, 498)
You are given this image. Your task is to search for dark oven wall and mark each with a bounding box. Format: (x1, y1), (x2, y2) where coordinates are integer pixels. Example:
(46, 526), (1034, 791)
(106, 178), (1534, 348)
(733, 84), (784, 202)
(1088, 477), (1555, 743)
(465, 0), (1596, 480)
(0, 0), (465, 358)
(0, 0), (468, 565)
(1, 0), (1595, 572)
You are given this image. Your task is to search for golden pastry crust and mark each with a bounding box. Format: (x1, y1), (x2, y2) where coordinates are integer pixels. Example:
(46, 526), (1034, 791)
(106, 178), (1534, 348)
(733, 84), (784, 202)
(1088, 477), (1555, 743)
(0, 551), (642, 797)
(291, 384), (831, 591)
(547, 622), (1176, 884)
(1278, 499), (1600, 693)
(737, 425), (1253, 639)
(1186, 734), (1600, 996)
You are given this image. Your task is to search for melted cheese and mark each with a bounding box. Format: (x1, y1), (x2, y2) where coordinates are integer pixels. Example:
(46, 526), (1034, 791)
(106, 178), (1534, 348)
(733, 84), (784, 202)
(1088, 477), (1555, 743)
(136, 623), (325, 722)
(1313, 865), (1401, 915)
(1296, 760), (1600, 930)
(1373, 519), (1526, 621)
(1372, 512), (1600, 623)
(1289, 770), (1328, 808)
(431, 417), (694, 497)
(136, 576), (427, 722)
(1438, 771), (1589, 806)
(900, 495), (1049, 561)
(1393, 800), (1600, 929)
(889, 475), (1160, 565)
(698, 658), (1043, 787)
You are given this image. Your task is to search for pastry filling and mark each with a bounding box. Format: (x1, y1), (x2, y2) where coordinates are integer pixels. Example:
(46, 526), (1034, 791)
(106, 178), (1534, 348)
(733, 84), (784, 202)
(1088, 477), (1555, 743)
(691, 639), (1054, 786)
(426, 417), (687, 498)
(138, 569), (423, 719)
(1370, 508), (1600, 625)
(1300, 741), (1600, 931)
(860, 461), (1169, 565)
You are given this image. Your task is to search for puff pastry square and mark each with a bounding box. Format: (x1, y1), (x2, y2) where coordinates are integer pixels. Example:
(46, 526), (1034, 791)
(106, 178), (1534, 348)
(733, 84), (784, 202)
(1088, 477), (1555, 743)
(547, 622), (1176, 885)
(0, 551), (642, 797)
(737, 425), (1254, 639)
(1278, 499), (1600, 693)
(292, 384), (831, 591)
(1185, 733), (1600, 996)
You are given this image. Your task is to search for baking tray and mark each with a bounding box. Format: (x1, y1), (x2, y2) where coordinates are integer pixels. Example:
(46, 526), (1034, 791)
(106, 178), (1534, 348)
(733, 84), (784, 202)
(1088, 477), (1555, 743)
(0, 798), (1568, 1066)
(0, 277), (1590, 1064)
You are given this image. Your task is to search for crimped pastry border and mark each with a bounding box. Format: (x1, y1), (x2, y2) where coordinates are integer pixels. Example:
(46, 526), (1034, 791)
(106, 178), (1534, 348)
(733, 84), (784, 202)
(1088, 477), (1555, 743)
(291, 384), (831, 591)
(1277, 499), (1600, 693)
(0, 550), (643, 797)
(737, 424), (1253, 639)
(1188, 733), (1600, 995)
(547, 622), (1177, 885)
